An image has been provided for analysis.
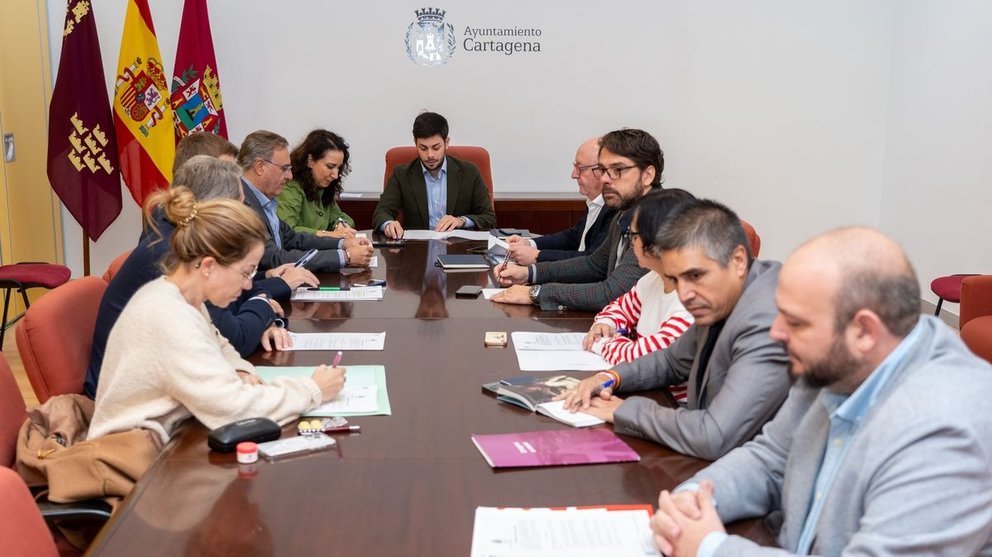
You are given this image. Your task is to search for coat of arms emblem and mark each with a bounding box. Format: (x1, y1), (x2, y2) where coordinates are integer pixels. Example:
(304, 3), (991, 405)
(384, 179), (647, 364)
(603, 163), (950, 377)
(405, 8), (455, 66)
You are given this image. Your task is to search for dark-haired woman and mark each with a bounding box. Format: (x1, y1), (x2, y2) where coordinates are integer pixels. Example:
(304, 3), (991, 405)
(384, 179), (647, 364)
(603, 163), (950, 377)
(277, 129), (357, 238)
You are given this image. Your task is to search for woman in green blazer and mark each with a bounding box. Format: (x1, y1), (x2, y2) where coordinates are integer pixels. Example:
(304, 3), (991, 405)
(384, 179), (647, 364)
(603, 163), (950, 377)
(277, 129), (357, 238)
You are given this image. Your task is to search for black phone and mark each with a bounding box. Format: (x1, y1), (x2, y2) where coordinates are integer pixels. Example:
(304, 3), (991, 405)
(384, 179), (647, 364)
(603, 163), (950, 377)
(373, 239), (407, 248)
(455, 285), (483, 298)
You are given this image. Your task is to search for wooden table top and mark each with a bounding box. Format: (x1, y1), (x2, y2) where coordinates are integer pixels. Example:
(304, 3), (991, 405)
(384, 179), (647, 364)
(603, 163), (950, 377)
(85, 240), (775, 556)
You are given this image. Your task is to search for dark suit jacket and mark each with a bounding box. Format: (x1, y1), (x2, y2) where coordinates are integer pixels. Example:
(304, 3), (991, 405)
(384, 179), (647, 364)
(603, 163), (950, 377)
(533, 209), (647, 312)
(371, 155), (497, 230)
(535, 204), (617, 262)
(242, 178), (343, 273)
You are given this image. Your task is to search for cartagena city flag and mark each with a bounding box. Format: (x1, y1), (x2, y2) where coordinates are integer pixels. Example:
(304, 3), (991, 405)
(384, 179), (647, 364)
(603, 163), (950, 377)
(171, 0), (228, 140)
(112, 0), (174, 206)
(47, 0), (122, 241)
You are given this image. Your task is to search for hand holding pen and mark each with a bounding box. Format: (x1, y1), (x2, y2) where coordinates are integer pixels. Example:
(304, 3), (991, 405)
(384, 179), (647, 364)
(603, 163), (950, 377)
(557, 372), (617, 411)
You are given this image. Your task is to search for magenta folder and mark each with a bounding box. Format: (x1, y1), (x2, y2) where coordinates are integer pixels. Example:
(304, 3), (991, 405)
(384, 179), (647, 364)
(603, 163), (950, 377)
(470, 429), (640, 468)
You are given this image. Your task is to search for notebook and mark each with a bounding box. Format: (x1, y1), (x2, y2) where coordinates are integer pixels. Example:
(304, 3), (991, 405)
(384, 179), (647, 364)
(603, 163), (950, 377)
(435, 254), (493, 269)
(489, 375), (604, 427)
(470, 429), (639, 468)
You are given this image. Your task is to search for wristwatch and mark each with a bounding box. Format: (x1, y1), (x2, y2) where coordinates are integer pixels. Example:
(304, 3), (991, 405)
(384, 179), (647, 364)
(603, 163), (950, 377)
(528, 285), (541, 305)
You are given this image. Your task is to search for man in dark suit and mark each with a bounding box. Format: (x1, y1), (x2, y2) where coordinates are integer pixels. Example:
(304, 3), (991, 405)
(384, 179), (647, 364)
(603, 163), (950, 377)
(493, 128), (663, 311)
(505, 137), (616, 264)
(239, 130), (372, 273)
(372, 111), (497, 238)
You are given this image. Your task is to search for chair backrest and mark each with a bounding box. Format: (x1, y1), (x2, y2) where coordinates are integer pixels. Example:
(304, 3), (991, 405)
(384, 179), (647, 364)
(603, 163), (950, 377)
(102, 249), (133, 283)
(0, 352), (27, 469)
(383, 146), (494, 202)
(0, 467), (58, 557)
(740, 219), (761, 258)
(15, 276), (107, 404)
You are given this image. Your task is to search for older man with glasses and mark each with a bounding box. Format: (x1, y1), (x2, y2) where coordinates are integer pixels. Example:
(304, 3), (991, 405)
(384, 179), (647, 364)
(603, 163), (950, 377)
(503, 137), (617, 265)
(493, 128), (663, 312)
(239, 130), (372, 273)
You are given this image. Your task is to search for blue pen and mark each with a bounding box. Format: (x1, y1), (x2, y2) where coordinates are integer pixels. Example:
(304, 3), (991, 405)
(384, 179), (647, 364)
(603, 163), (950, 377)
(590, 378), (615, 396)
(616, 327), (629, 336)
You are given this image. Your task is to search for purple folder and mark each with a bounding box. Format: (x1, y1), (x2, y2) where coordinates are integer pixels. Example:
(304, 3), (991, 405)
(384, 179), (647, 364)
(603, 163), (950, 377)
(471, 429), (640, 468)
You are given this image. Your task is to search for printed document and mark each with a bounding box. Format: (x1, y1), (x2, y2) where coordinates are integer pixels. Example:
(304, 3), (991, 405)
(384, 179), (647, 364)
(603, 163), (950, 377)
(286, 332), (386, 351)
(291, 286), (384, 301)
(470, 506), (660, 557)
(511, 332), (611, 372)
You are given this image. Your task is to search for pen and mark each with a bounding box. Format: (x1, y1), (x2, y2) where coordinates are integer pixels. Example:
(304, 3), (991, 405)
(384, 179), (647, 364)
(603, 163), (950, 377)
(332, 351), (343, 367)
(294, 248), (318, 268)
(306, 286), (341, 291)
(590, 378), (615, 397)
(616, 327), (629, 336)
(323, 425), (361, 433)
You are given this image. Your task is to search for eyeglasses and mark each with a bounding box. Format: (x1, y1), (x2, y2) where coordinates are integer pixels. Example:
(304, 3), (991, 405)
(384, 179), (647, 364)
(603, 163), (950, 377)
(622, 229), (641, 243)
(592, 165), (638, 180)
(261, 159), (292, 174)
(572, 162), (599, 174)
(232, 265), (257, 284)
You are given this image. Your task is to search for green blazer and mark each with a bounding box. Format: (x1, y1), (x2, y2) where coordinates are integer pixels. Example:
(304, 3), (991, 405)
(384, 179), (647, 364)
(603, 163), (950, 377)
(276, 181), (355, 235)
(371, 155), (496, 230)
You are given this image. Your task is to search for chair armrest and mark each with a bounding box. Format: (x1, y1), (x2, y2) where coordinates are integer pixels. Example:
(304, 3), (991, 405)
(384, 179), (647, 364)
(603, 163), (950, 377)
(960, 275), (992, 329)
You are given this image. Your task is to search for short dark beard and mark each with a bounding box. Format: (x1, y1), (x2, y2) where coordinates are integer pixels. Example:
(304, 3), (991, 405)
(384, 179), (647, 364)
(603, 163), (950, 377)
(791, 334), (860, 390)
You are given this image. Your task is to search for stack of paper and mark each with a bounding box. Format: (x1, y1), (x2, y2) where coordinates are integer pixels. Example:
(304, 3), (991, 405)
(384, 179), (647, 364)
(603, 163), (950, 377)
(286, 332), (386, 351)
(291, 286), (384, 301)
(253, 365), (392, 416)
(470, 506), (660, 557)
(510, 332), (612, 372)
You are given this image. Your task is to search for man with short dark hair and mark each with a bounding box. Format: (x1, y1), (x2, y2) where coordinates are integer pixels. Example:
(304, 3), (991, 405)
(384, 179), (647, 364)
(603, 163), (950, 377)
(650, 227), (992, 557)
(239, 130), (372, 272)
(493, 128), (663, 311)
(561, 199), (790, 460)
(372, 111), (497, 238)
(505, 137), (616, 264)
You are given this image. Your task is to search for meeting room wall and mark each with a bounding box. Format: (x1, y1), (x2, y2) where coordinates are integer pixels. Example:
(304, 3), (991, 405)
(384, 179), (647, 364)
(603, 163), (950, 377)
(46, 1), (984, 315)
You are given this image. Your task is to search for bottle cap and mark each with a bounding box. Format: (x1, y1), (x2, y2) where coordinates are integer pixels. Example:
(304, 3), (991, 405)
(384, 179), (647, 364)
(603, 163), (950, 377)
(236, 441), (259, 464)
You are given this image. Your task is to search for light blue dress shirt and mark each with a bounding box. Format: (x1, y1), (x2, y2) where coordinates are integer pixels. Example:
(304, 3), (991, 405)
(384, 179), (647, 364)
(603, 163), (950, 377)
(243, 178), (282, 249)
(696, 320), (924, 557)
(423, 158), (448, 230)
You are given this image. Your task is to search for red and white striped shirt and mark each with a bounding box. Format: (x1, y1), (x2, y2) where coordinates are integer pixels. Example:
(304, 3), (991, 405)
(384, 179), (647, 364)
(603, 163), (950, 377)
(592, 272), (693, 401)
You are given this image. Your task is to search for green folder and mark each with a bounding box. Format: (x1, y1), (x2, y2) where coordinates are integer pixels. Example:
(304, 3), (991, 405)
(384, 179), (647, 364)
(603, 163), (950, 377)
(254, 365), (391, 417)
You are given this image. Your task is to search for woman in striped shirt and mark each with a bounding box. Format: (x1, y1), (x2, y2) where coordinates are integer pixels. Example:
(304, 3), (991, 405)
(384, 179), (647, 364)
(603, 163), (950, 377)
(582, 189), (695, 400)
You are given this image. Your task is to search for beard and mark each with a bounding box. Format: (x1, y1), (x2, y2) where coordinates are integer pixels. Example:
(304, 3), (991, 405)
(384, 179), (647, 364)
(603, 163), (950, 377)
(791, 334), (861, 390)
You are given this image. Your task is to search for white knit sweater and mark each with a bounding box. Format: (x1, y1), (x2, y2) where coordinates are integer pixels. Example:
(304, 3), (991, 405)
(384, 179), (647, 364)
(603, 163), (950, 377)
(88, 277), (322, 444)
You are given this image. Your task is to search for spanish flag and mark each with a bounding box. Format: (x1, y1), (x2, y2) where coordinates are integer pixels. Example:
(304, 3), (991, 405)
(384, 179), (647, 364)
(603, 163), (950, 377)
(112, 0), (174, 206)
(47, 0), (121, 241)
(171, 0), (228, 140)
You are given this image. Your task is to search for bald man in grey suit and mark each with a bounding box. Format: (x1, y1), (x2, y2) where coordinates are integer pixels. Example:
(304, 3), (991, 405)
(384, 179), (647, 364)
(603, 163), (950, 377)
(651, 227), (992, 557)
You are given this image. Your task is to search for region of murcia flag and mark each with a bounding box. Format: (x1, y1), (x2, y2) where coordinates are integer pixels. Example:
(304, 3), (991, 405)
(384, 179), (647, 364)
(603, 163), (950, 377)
(112, 0), (174, 206)
(171, 0), (228, 140)
(47, 0), (122, 241)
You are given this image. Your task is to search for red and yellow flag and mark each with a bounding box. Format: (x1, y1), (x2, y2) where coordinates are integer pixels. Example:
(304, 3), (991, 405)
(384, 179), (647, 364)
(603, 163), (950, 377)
(171, 0), (228, 140)
(112, 0), (174, 206)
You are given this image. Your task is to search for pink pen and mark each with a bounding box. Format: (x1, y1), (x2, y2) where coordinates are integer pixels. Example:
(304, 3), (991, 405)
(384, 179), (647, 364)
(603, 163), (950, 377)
(332, 351), (343, 367)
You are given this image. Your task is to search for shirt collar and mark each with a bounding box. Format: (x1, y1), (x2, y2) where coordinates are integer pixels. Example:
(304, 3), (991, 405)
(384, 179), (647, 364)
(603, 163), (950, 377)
(242, 177), (275, 207)
(588, 194), (605, 209)
(820, 319), (924, 424)
(421, 157), (448, 180)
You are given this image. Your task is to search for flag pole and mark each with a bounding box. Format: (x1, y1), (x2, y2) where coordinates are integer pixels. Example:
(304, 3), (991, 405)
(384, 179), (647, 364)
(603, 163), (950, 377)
(83, 236), (90, 277)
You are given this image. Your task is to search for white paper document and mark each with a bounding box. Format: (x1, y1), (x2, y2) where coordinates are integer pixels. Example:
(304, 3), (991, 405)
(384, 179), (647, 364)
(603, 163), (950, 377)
(487, 235), (509, 256)
(338, 192), (365, 199)
(291, 286), (384, 301)
(536, 400), (605, 427)
(482, 288), (505, 300)
(402, 229), (495, 241)
(310, 385), (379, 414)
(511, 332), (611, 372)
(470, 507), (661, 557)
(286, 332), (386, 351)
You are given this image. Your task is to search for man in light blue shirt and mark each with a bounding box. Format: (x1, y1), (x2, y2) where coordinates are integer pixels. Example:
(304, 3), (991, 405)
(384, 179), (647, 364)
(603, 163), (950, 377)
(651, 226), (992, 557)
(372, 111), (496, 238)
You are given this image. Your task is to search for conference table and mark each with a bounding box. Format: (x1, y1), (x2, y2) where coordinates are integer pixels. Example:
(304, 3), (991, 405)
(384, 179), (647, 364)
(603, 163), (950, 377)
(84, 236), (775, 556)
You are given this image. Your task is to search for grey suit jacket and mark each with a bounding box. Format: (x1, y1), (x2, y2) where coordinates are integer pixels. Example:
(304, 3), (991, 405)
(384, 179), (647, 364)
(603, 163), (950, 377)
(533, 210), (647, 312)
(612, 260), (790, 460)
(371, 155), (496, 230)
(242, 179), (343, 273)
(693, 316), (992, 557)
